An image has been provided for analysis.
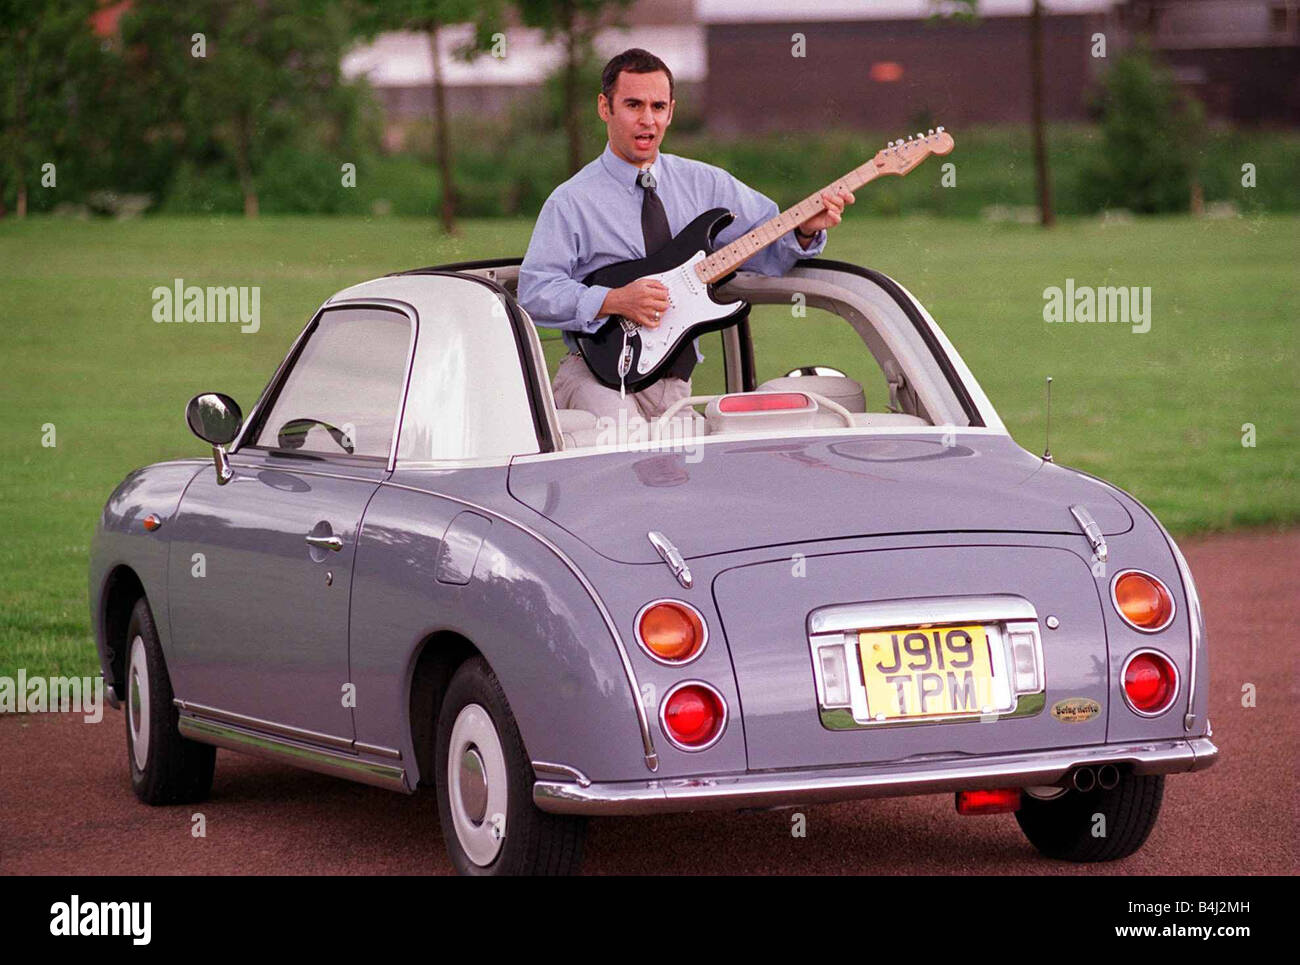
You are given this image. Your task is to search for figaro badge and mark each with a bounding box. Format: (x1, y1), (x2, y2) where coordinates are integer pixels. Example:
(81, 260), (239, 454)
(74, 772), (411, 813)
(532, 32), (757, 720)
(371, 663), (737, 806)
(1051, 697), (1102, 723)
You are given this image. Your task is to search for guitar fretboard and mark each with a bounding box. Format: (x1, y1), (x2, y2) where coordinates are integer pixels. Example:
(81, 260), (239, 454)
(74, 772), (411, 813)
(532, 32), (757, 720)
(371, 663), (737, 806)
(695, 158), (884, 284)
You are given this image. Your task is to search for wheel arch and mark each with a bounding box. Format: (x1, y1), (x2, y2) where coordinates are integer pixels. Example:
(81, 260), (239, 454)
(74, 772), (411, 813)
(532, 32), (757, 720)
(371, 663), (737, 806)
(406, 629), (481, 787)
(98, 564), (147, 700)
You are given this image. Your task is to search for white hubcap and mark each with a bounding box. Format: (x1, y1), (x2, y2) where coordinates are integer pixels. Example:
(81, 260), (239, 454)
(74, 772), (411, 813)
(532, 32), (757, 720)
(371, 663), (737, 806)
(448, 703), (508, 867)
(128, 635), (150, 771)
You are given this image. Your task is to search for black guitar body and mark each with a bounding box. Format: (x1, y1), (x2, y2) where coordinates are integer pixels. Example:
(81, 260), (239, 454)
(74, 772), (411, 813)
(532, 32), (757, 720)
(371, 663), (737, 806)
(577, 207), (751, 391)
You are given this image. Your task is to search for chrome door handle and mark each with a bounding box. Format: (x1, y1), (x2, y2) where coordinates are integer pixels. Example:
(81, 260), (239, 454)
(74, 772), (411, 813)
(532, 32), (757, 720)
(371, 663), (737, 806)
(305, 534), (343, 552)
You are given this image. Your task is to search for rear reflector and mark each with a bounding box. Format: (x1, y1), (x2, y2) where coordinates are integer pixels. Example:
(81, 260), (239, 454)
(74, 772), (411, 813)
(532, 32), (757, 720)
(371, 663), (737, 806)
(717, 392), (811, 413)
(955, 788), (1022, 815)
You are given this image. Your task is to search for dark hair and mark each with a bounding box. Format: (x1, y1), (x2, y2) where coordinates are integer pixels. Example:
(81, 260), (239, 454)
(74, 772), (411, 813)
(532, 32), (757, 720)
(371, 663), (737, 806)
(600, 48), (674, 102)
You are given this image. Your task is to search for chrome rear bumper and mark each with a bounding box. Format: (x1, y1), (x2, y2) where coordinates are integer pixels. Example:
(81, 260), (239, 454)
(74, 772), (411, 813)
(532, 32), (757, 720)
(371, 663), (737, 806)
(533, 737), (1218, 816)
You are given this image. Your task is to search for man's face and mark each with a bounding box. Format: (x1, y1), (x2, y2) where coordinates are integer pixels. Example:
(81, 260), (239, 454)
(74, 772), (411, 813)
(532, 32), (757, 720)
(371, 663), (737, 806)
(598, 70), (674, 166)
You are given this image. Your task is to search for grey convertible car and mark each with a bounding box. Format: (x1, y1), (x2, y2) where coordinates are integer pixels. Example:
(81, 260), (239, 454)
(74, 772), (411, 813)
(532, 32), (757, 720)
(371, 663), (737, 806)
(89, 257), (1216, 875)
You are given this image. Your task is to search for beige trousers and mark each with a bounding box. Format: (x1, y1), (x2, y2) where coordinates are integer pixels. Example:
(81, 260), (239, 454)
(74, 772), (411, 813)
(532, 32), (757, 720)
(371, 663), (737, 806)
(551, 352), (692, 422)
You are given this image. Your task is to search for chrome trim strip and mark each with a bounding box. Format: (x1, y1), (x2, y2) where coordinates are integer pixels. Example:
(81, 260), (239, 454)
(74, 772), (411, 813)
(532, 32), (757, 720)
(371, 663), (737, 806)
(808, 594), (1036, 634)
(633, 598), (710, 667)
(531, 761), (592, 787)
(178, 716), (409, 793)
(1165, 535), (1204, 732)
(1069, 503), (1107, 563)
(533, 737), (1219, 816)
(173, 699), (353, 751)
(647, 530), (693, 588)
(355, 741), (402, 760)
(381, 479), (659, 772)
(1109, 568), (1178, 633)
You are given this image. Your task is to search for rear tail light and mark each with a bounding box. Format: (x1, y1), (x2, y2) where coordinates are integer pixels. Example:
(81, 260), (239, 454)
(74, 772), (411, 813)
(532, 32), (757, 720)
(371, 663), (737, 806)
(1111, 570), (1175, 632)
(660, 682), (726, 750)
(717, 392), (812, 413)
(955, 788), (1022, 815)
(636, 600), (707, 663)
(1122, 650), (1178, 716)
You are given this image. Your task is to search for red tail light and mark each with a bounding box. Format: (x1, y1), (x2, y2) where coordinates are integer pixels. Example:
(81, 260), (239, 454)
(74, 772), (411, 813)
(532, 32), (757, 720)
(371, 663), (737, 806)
(661, 683), (726, 750)
(1122, 650), (1178, 715)
(955, 788), (1022, 815)
(717, 392), (811, 413)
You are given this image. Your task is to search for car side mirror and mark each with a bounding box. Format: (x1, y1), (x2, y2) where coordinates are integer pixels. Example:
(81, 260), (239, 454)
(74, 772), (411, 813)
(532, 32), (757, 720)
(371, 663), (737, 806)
(185, 393), (243, 485)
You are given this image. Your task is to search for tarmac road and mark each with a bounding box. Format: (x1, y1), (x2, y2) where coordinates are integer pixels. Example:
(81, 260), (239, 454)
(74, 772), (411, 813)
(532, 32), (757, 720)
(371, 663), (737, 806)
(2, 528), (1296, 875)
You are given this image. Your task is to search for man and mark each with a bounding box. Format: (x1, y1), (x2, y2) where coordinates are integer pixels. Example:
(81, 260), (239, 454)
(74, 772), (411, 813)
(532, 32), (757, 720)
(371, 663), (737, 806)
(517, 48), (854, 423)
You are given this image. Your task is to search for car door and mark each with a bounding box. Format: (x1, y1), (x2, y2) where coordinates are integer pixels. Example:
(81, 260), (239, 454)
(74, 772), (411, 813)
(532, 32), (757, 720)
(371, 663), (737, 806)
(167, 305), (415, 745)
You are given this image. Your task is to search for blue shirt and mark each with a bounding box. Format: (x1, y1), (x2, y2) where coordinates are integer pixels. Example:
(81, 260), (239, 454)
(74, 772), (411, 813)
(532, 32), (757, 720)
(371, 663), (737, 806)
(518, 141), (827, 356)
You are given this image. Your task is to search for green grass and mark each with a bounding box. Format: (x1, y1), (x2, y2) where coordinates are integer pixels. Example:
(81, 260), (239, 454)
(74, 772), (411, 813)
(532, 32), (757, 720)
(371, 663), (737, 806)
(1, 213), (1296, 679)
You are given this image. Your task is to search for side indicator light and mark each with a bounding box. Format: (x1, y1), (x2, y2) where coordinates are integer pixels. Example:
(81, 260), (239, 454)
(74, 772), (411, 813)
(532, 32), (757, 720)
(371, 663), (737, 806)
(143, 514), (162, 531)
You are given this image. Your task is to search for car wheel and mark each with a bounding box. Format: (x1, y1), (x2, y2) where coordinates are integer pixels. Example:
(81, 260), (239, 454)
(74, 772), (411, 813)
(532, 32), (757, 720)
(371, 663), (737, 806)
(1015, 771), (1164, 861)
(434, 656), (586, 875)
(125, 598), (216, 805)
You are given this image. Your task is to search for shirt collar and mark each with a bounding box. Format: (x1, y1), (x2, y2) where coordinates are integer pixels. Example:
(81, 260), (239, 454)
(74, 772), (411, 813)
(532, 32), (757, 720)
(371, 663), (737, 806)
(600, 141), (660, 194)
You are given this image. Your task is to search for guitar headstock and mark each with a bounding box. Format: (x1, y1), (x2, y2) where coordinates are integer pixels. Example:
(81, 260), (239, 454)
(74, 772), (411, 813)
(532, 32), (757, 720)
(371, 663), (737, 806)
(873, 127), (955, 175)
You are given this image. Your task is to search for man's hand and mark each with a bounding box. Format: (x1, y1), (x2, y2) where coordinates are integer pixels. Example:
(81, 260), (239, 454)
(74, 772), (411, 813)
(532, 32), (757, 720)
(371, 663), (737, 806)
(600, 278), (670, 328)
(797, 188), (856, 243)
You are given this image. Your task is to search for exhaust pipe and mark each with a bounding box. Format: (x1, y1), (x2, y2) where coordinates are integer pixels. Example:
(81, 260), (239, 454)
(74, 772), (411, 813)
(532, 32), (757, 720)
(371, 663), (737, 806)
(1097, 764), (1121, 790)
(1071, 766), (1097, 792)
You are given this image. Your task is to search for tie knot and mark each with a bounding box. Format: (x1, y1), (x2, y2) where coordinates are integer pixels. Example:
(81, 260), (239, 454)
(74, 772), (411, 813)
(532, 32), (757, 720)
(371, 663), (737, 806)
(637, 169), (657, 191)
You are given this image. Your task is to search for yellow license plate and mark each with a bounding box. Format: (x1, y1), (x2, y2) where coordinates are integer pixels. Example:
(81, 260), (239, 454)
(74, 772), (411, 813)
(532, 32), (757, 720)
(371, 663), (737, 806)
(858, 624), (996, 719)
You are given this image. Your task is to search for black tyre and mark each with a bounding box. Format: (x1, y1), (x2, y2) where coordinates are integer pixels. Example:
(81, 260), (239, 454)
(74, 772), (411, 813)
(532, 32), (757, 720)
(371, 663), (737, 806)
(124, 598), (216, 804)
(434, 656), (586, 875)
(1016, 772), (1164, 861)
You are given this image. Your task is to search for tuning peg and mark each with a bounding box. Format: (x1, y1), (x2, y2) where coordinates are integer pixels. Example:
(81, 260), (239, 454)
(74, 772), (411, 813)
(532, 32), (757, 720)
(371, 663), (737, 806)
(927, 128), (935, 135)
(937, 125), (945, 132)
(886, 140), (894, 147)
(916, 132), (924, 139)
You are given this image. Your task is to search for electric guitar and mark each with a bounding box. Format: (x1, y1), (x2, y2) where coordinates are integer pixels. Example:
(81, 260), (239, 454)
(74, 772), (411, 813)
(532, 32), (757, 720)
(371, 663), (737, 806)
(577, 127), (955, 393)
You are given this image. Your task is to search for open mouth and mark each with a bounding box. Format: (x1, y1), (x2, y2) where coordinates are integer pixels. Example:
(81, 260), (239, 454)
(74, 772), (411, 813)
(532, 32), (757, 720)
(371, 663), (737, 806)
(634, 132), (655, 148)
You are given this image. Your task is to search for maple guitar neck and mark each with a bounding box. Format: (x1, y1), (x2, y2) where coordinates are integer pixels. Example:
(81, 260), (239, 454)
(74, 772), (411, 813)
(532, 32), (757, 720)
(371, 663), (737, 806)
(695, 127), (954, 285)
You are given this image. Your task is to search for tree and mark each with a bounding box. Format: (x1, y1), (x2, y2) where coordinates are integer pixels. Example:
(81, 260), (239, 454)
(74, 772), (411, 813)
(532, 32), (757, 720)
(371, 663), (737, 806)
(513, 0), (633, 175)
(1027, 0), (1055, 226)
(353, 0), (504, 233)
(0, 0), (104, 218)
(1082, 45), (1205, 213)
(120, 0), (357, 218)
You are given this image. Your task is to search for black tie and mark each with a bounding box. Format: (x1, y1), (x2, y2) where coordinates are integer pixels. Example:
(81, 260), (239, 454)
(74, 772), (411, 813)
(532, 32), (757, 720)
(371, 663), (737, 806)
(637, 168), (695, 382)
(638, 168), (672, 255)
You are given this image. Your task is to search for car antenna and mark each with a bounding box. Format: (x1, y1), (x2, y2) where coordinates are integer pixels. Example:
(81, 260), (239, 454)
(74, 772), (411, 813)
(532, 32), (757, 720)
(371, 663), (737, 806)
(1042, 376), (1054, 463)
